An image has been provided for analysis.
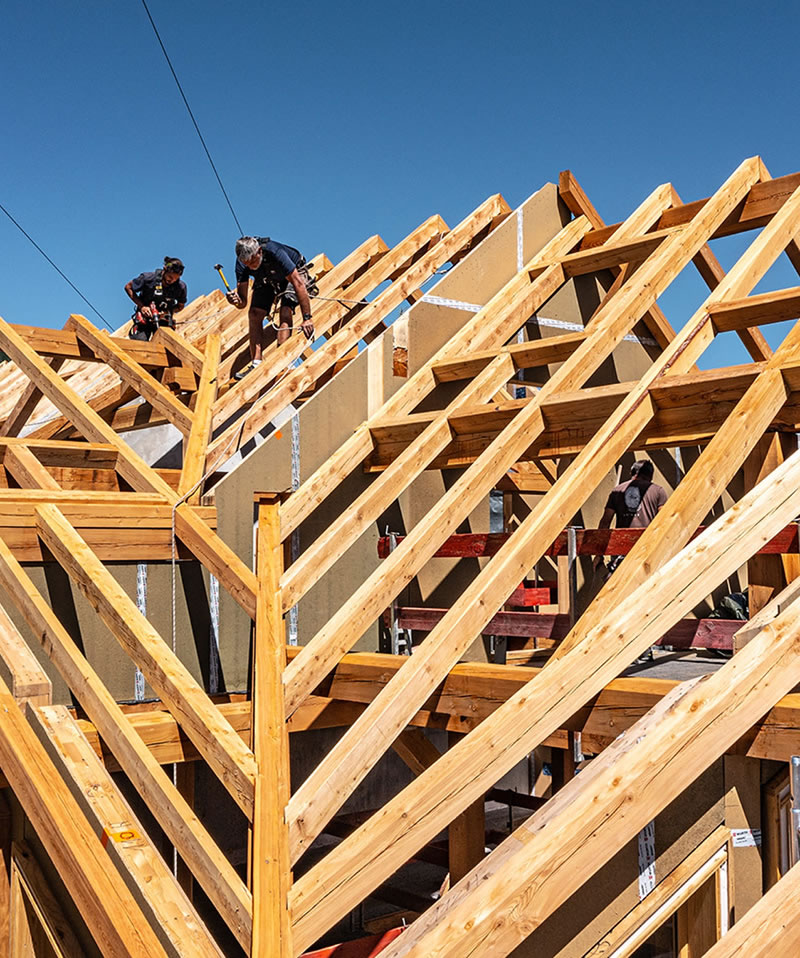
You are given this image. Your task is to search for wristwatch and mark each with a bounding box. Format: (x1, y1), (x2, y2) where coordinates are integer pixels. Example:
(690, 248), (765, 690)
(302, 313), (313, 322)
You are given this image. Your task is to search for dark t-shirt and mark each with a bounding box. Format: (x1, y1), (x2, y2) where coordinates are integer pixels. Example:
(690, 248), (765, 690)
(606, 478), (667, 528)
(235, 238), (302, 289)
(130, 270), (187, 309)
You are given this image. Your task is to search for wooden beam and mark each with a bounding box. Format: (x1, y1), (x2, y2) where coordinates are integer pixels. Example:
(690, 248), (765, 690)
(0, 670), (170, 957)
(0, 604), (51, 707)
(0, 356), (65, 437)
(67, 315), (194, 436)
(558, 170), (679, 352)
(3, 443), (61, 491)
(178, 333), (220, 500)
(576, 170), (800, 249)
(710, 286), (800, 331)
(585, 828), (729, 958)
(0, 535), (252, 949)
(34, 503), (257, 819)
(30, 706), (224, 958)
(251, 495), (293, 957)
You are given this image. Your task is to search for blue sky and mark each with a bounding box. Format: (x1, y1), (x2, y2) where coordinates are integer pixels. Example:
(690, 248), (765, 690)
(2, 0), (799, 368)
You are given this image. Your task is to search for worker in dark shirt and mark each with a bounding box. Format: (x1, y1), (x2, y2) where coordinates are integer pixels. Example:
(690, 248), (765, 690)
(594, 460), (668, 574)
(125, 257), (187, 341)
(226, 236), (317, 379)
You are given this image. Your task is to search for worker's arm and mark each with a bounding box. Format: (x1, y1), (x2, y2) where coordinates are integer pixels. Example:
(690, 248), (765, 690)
(593, 507), (615, 569)
(287, 269), (314, 336)
(173, 301), (185, 314)
(226, 281), (250, 309)
(124, 280), (152, 318)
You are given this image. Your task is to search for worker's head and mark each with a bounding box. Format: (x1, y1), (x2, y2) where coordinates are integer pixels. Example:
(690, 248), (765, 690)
(236, 236), (263, 271)
(632, 459), (654, 481)
(162, 257), (184, 285)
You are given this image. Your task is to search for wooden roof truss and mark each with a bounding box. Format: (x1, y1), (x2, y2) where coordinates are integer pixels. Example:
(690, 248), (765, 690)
(0, 159), (799, 954)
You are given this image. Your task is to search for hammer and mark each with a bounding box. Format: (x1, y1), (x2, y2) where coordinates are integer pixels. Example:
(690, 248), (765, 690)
(213, 263), (232, 293)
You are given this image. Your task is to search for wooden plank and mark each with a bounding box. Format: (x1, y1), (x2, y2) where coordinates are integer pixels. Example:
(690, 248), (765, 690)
(0, 535), (253, 949)
(559, 170), (679, 351)
(206, 194), (511, 469)
(710, 287), (800, 331)
(151, 326), (205, 375)
(251, 496), (293, 957)
(3, 444), (61, 491)
(34, 503), (257, 819)
(10, 324), (181, 368)
(67, 315), (194, 436)
(372, 590), (800, 958)
(30, 706), (224, 958)
(576, 170), (800, 249)
(430, 331), (587, 383)
(0, 669), (169, 957)
(288, 428), (800, 947)
(0, 603), (51, 707)
(283, 161), (762, 861)
(178, 333), (220, 500)
(0, 357), (65, 438)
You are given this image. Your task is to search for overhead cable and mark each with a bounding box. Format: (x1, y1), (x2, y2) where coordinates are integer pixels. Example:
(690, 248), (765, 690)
(0, 201), (113, 330)
(140, 0), (244, 235)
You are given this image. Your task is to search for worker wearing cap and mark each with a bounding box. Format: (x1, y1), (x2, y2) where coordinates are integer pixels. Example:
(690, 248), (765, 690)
(125, 257), (187, 341)
(226, 236), (317, 379)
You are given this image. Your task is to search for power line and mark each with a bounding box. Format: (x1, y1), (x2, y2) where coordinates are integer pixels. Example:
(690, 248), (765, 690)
(0, 201), (114, 330)
(140, 0), (244, 235)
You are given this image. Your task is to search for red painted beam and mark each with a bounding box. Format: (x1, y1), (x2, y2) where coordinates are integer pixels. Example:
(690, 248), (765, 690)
(378, 523), (800, 559)
(302, 928), (405, 958)
(506, 586), (552, 607)
(397, 608), (741, 649)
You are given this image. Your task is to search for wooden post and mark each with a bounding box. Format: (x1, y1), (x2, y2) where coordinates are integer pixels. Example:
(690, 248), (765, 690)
(251, 493), (292, 957)
(446, 732), (484, 884)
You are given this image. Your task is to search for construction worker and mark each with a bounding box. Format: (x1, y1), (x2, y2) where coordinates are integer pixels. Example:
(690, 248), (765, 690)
(126, 257), (187, 341)
(594, 459), (667, 575)
(226, 236), (317, 380)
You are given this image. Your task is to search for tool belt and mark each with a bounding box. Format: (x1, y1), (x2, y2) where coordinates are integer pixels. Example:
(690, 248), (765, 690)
(128, 306), (175, 341)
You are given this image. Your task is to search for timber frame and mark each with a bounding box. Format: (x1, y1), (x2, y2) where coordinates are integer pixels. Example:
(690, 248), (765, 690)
(0, 161), (800, 955)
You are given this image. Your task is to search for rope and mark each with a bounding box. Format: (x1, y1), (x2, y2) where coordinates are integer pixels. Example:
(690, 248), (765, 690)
(0, 202), (113, 330)
(140, 0), (243, 235)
